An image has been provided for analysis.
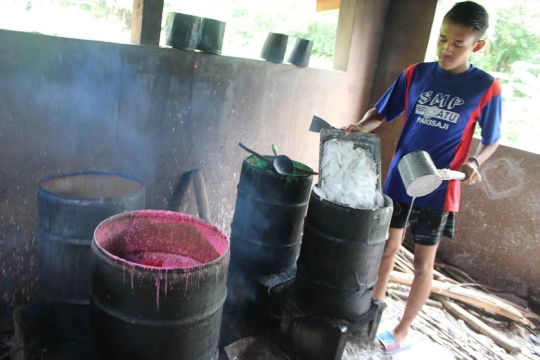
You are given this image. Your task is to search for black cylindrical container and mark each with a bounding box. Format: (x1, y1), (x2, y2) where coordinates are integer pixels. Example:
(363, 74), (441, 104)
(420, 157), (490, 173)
(37, 171), (145, 337)
(295, 192), (393, 319)
(230, 155), (313, 276)
(261, 33), (289, 63)
(286, 38), (313, 67)
(90, 210), (229, 360)
(165, 12), (202, 50)
(197, 18), (226, 54)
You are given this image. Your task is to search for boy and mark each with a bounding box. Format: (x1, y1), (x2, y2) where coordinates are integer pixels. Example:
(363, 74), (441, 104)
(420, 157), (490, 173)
(345, 1), (501, 354)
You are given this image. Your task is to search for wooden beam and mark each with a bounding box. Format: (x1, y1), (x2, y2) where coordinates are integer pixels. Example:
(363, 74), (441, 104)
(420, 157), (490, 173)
(131, 0), (164, 45)
(317, 0), (341, 12)
(332, 0), (356, 71)
(389, 271), (531, 325)
(437, 296), (521, 354)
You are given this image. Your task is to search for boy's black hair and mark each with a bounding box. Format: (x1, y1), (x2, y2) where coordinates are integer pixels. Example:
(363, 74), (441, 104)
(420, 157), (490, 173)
(444, 1), (489, 37)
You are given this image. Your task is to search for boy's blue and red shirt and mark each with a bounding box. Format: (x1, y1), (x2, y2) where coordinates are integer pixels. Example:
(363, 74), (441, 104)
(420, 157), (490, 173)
(375, 62), (502, 212)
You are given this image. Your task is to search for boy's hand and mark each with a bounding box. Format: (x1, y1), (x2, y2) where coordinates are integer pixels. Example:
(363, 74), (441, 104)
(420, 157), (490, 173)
(343, 124), (366, 135)
(343, 108), (385, 135)
(460, 162), (481, 185)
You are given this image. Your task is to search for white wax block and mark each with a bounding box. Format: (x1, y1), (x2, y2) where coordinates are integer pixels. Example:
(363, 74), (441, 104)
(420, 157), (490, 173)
(328, 160), (339, 177)
(319, 139), (381, 209)
(375, 191), (385, 208)
(342, 158), (353, 172)
(324, 185), (337, 201)
(313, 185), (326, 200)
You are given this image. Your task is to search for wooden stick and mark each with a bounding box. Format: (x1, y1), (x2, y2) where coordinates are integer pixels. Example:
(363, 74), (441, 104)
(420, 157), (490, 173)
(436, 263), (481, 285)
(393, 255), (414, 274)
(398, 246), (459, 284)
(399, 246), (540, 323)
(390, 294), (479, 359)
(389, 271), (530, 325)
(436, 296), (521, 354)
(389, 289), (443, 309)
(439, 306), (505, 359)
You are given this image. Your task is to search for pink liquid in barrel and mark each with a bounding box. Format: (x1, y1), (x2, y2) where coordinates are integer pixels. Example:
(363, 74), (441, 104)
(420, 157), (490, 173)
(95, 211), (228, 270)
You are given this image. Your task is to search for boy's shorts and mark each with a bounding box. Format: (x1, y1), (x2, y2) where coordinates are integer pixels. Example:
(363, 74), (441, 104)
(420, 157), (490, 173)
(390, 200), (455, 246)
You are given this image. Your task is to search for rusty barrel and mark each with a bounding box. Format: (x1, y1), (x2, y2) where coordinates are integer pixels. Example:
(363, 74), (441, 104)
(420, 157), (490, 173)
(230, 155), (314, 276)
(37, 171), (145, 336)
(90, 210), (229, 360)
(294, 191), (393, 319)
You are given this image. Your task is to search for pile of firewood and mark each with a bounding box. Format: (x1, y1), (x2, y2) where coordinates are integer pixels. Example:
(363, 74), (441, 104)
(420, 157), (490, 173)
(388, 246), (540, 359)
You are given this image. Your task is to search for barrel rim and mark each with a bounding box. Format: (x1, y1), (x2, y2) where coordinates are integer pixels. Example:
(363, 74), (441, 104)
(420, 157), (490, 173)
(310, 189), (393, 212)
(92, 210), (230, 272)
(37, 170), (146, 202)
(243, 154), (314, 178)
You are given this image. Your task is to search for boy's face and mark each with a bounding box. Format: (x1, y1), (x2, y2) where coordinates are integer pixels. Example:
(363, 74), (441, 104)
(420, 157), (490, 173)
(437, 19), (485, 74)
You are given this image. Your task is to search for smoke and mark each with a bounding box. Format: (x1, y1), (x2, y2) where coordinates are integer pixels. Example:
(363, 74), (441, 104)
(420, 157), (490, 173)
(0, 33), (167, 307)
(0, 38), (160, 183)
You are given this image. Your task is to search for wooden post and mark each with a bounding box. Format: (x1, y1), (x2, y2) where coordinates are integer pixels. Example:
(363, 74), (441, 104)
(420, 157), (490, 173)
(131, 0), (165, 45)
(332, 0), (356, 71)
(316, 0), (341, 12)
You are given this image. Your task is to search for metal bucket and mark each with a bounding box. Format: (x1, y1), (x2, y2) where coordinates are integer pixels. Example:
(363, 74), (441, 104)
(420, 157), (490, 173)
(37, 171), (146, 337)
(90, 210), (229, 360)
(261, 33), (289, 63)
(229, 155), (314, 276)
(398, 150), (443, 197)
(165, 12), (203, 50)
(294, 191), (393, 319)
(197, 18), (226, 54)
(286, 38), (313, 67)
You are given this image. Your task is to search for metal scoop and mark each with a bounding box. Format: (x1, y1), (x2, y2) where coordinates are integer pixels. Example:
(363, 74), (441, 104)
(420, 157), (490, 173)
(238, 143), (272, 164)
(238, 143), (318, 176)
(398, 150), (466, 197)
(271, 144), (295, 175)
(309, 115), (335, 133)
(272, 144), (319, 176)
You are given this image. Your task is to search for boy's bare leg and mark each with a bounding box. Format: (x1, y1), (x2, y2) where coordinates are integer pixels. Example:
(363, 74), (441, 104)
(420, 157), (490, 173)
(392, 243), (439, 343)
(373, 228), (404, 300)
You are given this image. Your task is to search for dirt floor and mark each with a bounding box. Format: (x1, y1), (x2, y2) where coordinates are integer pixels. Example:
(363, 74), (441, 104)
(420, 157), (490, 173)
(2, 284), (539, 359)
(342, 289), (540, 360)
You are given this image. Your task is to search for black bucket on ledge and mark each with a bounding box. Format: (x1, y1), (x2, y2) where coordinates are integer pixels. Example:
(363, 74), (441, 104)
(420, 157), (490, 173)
(287, 37), (313, 67)
(165, 12), (203, 50)
(261, 33), (289, 63)
(197, 18), (226, 54)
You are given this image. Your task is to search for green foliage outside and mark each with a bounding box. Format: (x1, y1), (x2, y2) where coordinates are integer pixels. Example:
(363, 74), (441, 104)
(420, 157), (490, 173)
(161, 0), (338, 66)
(289, 18), (337, 60)
(429, 0), (540, 153)
(476, 0), (540, 153)
(473, 1), (540, 74)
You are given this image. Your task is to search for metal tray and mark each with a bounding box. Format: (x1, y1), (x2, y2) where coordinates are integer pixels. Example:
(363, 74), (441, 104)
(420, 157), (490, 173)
(318, 128), (382, 190)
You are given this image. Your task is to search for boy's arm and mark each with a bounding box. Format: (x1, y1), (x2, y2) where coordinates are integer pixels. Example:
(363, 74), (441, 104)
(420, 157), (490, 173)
(344, 108), (385, 134)
(461, 79), (503, 184)
(346, 67), (411, 135)
(460, 141), (499, 184)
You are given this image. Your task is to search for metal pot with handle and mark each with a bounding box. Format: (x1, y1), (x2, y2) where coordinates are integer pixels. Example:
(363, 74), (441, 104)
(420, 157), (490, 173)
(398, 150), (466, 197)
